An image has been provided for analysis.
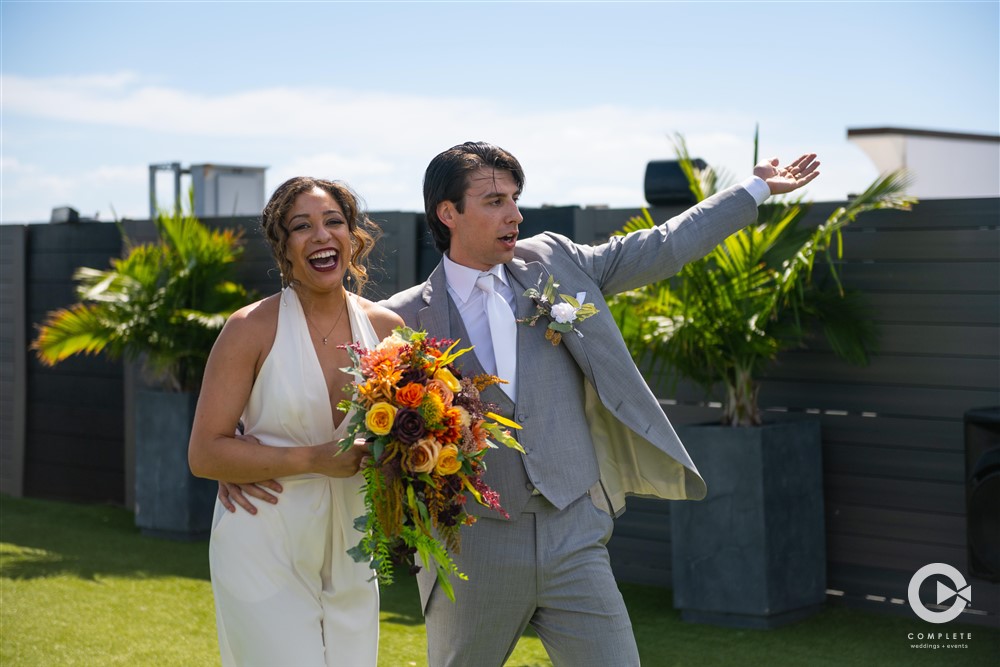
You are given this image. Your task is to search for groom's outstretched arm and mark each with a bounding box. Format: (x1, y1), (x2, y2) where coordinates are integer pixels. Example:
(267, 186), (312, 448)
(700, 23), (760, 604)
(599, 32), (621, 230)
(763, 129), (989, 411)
(553, 153), (821, 297)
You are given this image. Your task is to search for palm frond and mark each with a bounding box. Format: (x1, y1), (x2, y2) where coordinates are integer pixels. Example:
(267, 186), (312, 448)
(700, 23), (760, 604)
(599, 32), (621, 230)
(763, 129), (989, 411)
(608, 131), (917, 424)
(32, 199), (253, 392)
(31, 304), (118, 365)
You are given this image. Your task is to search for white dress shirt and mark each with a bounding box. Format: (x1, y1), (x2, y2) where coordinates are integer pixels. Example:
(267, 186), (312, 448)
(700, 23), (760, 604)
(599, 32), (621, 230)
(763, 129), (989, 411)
(442, 255), (517, 378)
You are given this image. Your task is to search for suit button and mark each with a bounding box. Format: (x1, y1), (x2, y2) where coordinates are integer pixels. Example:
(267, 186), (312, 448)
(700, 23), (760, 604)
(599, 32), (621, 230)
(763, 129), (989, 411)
(517, 413), (527, 421)
(525, 482), (535, 491)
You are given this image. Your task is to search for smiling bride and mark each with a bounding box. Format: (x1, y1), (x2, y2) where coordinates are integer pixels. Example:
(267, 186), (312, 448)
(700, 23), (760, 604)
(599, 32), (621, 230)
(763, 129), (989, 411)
(188, 176), (403, 667)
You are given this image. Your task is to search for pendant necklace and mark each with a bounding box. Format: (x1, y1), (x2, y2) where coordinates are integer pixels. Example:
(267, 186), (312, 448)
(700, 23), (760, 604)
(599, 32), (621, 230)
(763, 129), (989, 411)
(305, 296), (348, 345)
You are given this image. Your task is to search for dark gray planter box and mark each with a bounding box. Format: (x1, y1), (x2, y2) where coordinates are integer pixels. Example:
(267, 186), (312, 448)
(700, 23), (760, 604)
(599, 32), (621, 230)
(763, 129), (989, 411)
(134, 390), (216, 540)
(670, 420), (826, 629)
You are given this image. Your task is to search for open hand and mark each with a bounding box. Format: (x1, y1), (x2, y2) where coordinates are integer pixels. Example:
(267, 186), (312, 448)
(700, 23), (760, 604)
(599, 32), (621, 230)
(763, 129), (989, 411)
(754, 154), (820, 195)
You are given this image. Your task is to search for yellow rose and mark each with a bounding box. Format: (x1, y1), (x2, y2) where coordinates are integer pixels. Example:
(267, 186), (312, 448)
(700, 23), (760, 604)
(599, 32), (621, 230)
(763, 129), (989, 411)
(366, 402), (397, 436)
(434, 444), (462, 476)
(405, 437), (441, 474)
(434, 367), (462, 393)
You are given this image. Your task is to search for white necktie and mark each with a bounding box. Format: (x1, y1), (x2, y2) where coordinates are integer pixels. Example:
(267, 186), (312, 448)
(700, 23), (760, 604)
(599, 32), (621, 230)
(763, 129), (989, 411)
(475, 273), (517, 400)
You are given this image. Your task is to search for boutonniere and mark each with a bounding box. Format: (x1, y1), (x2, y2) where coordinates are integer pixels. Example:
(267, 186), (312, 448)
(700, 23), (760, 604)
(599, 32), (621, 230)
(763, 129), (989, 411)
(517, 274), (598, 345)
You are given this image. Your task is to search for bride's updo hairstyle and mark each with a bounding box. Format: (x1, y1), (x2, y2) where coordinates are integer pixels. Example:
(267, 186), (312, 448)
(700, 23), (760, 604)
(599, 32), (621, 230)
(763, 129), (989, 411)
(261, 176), (379, 293)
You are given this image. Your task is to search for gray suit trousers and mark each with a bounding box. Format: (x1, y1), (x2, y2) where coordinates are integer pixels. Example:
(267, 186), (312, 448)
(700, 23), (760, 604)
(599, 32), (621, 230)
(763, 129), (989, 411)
(421, 494), (640, 667)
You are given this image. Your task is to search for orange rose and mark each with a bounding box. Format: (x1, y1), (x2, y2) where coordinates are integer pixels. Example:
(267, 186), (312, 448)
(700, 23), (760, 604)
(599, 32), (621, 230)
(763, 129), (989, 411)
(434, 444), (462, 476)
(405, 437), (441, 474)
(396, 382), (425, 408)
(365, 402), (397, 436)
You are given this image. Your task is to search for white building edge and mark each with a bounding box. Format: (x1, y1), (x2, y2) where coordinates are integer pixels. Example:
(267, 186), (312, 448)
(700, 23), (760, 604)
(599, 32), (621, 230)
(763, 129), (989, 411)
(848, 127), (999, 200)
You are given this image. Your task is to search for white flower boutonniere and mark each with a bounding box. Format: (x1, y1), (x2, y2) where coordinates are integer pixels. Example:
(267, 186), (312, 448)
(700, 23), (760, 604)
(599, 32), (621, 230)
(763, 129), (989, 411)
(517, 274), (598, 345)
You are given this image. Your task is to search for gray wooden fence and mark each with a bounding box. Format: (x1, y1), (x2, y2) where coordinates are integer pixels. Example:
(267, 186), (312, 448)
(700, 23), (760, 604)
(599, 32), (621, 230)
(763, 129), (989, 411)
(1, 197), (996, 625)
(603, 197), (1000, 627)
(0, 225), (28, 498)
(2, 222), (126, 502)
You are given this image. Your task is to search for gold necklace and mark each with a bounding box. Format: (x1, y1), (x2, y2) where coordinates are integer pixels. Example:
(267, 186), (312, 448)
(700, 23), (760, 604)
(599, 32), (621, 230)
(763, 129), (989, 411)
(304, 296), (348, 345)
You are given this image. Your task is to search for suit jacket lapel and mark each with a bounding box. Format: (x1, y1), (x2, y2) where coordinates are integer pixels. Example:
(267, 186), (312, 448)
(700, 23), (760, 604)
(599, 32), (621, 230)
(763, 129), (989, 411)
(416, 262), (452, 340)
(503, 259), (549, 411)
(506, 257), (549, 321)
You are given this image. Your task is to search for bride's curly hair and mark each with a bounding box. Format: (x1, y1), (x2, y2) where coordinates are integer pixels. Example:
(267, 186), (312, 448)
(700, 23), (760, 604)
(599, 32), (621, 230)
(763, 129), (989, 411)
(261, 177), (379, 293)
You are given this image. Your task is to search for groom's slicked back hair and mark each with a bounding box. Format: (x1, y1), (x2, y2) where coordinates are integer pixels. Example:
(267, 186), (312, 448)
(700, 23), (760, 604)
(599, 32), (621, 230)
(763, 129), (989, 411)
(423, 141), (525, 253)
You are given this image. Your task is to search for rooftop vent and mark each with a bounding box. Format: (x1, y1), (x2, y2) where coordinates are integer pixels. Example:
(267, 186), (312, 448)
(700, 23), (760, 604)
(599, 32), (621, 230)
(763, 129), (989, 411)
(149, 162), (268, 218)
(644, 159), (705, 206)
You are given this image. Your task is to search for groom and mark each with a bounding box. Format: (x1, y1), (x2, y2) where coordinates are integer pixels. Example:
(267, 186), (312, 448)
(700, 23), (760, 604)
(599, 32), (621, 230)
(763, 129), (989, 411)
(379, 141), (820, 665)
(222, 141), (819, 664)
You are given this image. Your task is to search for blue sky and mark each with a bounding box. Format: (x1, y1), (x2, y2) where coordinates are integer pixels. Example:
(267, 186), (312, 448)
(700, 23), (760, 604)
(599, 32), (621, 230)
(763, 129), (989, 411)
(2, 1), (998, 223)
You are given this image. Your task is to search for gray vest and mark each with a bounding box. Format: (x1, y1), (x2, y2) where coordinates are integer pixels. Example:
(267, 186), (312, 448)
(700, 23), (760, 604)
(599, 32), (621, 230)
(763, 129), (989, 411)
(447, 293), (600, 520)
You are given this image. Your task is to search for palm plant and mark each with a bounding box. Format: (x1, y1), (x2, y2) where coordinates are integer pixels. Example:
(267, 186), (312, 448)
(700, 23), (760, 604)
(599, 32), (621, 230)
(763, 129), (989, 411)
(609, 135), (917, 426)
(32, 200), (251, 392)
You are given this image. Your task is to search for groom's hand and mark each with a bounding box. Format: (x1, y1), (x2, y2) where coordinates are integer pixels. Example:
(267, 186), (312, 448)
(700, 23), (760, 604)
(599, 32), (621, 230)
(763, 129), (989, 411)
(754, 154), (820, 195)
(218, 433), (283, 514)
(218, 479), (283, 514)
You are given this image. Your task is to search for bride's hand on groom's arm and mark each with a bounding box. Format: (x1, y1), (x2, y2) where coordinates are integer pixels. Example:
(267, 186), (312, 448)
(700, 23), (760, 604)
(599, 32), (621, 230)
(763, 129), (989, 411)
(217, 433), (284, 514)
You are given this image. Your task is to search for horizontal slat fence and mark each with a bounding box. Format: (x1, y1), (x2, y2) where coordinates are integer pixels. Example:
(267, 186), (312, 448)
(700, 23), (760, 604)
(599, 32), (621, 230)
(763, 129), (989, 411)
(0, 225), (27, 497)
(3, 196), (996, 626)
(19, 223), (126, 502)
(598, 197), (1000, 627)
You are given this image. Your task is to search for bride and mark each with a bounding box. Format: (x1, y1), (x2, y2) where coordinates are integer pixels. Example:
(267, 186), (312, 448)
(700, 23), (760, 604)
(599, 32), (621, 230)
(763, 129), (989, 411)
(188, 177), (402, 666)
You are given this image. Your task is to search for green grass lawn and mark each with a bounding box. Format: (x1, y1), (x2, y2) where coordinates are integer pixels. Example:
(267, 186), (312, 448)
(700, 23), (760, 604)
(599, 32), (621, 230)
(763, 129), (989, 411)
(2, 494), (997, 666)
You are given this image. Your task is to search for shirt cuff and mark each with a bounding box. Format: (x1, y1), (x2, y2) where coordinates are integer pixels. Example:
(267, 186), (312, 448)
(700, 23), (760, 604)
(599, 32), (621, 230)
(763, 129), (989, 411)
(740, 176), (771, 206)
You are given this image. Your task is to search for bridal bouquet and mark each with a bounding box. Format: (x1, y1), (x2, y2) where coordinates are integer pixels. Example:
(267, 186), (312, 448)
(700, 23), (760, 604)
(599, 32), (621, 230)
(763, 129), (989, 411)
(337, 326), (522, 601)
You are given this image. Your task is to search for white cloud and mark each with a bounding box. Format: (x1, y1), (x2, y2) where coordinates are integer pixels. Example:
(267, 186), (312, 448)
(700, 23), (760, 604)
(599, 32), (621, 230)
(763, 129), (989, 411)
(1, 73), (879, 222)
(0, 156), (24, 171)
(2, 157), (148, 222)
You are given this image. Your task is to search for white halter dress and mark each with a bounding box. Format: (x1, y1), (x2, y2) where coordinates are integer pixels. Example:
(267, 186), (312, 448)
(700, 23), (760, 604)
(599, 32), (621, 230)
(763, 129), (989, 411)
(209, 288), (379, 667)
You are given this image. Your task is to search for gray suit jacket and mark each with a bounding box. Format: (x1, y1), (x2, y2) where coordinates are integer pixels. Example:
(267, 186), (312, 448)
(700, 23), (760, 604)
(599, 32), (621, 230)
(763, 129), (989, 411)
(381, 183), (759, 518)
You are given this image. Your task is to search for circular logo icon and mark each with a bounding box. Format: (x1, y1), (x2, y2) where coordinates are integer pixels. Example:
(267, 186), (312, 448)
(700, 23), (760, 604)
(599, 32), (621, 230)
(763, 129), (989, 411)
(907, 563), (971, 624)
